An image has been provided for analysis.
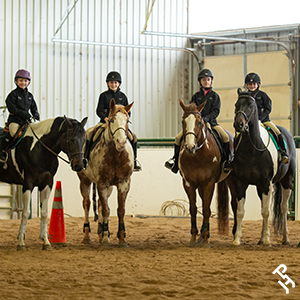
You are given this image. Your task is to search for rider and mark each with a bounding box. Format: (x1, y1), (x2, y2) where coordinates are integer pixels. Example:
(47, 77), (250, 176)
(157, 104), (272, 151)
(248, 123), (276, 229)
(245, 72), (289, 164)
(0, 69), (40, 164)
(165, 68), (233, 173)
(86, 71), (141, 171)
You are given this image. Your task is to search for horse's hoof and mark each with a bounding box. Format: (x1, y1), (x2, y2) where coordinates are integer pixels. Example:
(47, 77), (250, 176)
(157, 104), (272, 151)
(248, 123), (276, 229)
(282, 241), (290, 246)
(101, 241), (111, 247)
(119, 242), (129, 248)
(257, 240), (263, 245)
(82, 238), (91, 244)
(17, 245), (26, 251)
(202, 243), (211, 249)
(263, 243), (271, 248)
(189, 240), (197, 247)
(231, 243), (240, 248)
(42, 244), (52, 251)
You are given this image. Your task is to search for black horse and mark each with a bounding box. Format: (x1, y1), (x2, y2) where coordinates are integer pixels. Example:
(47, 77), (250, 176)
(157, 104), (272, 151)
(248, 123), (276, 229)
(232, 89), (295, 246)
(0, 116), (87, 250)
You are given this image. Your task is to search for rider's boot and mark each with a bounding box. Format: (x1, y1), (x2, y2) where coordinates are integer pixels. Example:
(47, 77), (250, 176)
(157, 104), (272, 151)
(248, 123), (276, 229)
(222, 141), (233, 172)
(0, 132), (13, 165)
(132, 140), (142, 172)
(165, 144), (180, 174)
(278, 133), (289, 164)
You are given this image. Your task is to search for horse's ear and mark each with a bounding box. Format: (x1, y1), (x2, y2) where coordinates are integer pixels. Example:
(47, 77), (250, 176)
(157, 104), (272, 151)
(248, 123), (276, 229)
(64, 115), (72, 128)
(237, 88), (242, 95)
(125, 102), (134, 113)
(81, 117), (88, 128)
(110, 98), (116, 111)
(179, 99), (186, 110)
(198, 100), (207, 113)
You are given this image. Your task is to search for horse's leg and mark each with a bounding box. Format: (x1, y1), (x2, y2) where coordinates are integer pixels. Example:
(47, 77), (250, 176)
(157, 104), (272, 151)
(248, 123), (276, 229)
(281, 187), (291, 245)
(78, 172), (92, 244)
(183, 181), (198, 246)
(198, 184), (214, 248)
(17, 189), (32, 251)
(117, 182), (130, 248)
(39, 185), (52, 250)
(226, 172), (238, 237)
(97, 186), (112, 246)
(258, 184), (272, 246)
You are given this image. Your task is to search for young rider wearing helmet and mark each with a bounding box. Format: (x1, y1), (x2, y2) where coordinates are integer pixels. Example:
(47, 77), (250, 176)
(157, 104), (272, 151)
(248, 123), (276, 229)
(245, 72), (289, 164)
(85, 71), (141, 171)
(165, 68), (233, 173)
(0, 69), (40, 164)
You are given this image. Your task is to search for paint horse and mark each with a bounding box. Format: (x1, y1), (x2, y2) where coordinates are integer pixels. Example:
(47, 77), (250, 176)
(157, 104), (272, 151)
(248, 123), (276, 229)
(178, 99), (236, 247)
(232, 89), (295, 246)
(77, 99), (134, 247)
(0, 116), (88, 250)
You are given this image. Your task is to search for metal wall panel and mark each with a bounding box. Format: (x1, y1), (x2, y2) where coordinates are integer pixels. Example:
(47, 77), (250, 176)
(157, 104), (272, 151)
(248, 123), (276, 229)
(0, 0), (195, 138)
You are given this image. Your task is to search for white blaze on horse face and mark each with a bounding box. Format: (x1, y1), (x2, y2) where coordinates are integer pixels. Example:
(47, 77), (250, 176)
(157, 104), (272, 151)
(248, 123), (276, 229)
(185, 114), (197, 151)
(111, 112), (128, 151)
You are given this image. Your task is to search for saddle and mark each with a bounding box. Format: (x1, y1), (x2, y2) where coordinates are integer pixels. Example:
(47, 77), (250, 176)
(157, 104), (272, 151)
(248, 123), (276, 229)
(209, 128), (226, 162)
(0, 123), (29, 149)
(262, 124), (281, 150)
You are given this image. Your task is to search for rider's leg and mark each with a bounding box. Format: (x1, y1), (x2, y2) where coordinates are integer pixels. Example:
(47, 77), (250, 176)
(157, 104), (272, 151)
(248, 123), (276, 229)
(264, 121), (289, 164)
(165, 131), (182, 174)
(0, 123), (18, 164)
(128, 130), (141, 172)
(212, 125), (233, 171)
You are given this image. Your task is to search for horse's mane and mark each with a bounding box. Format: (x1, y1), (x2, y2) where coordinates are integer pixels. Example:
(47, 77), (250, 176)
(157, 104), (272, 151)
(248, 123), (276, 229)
(108, 104), (129, 120)
(186, 102), (198, 112)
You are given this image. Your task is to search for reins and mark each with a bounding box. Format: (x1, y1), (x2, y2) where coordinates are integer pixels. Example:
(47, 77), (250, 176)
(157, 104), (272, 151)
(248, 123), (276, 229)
(27, 121), (79, 165)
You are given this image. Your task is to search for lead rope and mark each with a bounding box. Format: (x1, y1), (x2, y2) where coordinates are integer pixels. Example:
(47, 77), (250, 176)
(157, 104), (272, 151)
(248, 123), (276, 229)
(27, 122), (70, 164)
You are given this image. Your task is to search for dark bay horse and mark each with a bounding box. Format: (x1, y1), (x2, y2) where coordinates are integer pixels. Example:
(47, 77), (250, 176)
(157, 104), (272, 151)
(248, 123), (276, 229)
(232, 89), (296, 246)
(178, 99), (237, 247)
(0, 116), (88, 250)
(77, 99), (134, 248)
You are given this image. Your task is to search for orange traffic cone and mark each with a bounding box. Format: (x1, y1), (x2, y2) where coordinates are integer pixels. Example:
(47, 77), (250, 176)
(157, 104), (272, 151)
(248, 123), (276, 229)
(48, 181), (66, 244)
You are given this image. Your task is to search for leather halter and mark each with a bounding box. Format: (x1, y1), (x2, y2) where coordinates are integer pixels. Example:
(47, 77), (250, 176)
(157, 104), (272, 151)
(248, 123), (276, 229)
(183, 111), (207, 151)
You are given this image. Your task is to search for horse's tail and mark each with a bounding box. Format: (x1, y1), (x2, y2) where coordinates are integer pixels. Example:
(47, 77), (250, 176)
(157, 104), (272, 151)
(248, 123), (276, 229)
(217, 180), (229, 235)
(92, 182), (98, 222)
(273, 182), (283, 235)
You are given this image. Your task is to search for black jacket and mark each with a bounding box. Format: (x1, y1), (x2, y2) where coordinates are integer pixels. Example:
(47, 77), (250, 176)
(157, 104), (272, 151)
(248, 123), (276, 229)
(96, 88), (130, 123)
(190, 88), (220, 126)
(6, 86), (40, 125)
(250, 89), (271, 123)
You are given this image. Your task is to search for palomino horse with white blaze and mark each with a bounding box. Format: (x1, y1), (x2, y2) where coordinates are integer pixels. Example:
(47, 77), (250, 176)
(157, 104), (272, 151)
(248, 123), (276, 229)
(178, 99), (237, 247)
(0, 116), (88, 250)
(232, 89), (296, 246)
(77, 99), (134, 247)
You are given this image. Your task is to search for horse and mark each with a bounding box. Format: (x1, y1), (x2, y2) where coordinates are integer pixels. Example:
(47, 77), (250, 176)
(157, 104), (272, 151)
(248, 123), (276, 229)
(77, 98), (134, 248)
(0, 116), (88, 250)
(178, 99), (237, 247)
(232, 89), (296, 246)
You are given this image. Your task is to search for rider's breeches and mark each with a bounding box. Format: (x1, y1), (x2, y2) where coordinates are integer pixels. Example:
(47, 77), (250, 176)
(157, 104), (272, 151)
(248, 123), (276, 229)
(175, 131), (183, 146)
(9, 123), (20, 138)
(263, 121), (281, 135)
(211, 125), (229, 143)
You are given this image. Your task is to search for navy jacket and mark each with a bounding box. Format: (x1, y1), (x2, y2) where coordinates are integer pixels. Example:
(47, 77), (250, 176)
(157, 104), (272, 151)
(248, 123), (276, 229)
(250, 89), (272, 123)
(96, 88), (130, 123)
(6, 86), (40, 125)
(190, 88), (220, 126)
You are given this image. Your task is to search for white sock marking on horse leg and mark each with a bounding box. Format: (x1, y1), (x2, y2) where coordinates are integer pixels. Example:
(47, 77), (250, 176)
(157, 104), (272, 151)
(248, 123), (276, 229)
(260, 189), (271, 245)
(39, 186), (51, 245)
(17, 190), (31, 247)
(281, 188), (291, 244)
(233, 198), (245, 246)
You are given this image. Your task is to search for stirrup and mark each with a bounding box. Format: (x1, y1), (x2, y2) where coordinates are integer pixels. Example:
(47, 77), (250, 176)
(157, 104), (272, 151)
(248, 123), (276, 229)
(280, 154), (289, 164)
(164, 158), (175, 170)
(0, 151), (8, 163)
(222, 160), (233, 173)
(133, 160), (142, 172)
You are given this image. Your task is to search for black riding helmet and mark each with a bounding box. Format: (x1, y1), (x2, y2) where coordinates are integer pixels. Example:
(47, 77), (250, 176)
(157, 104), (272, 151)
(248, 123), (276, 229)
(245, 72), (261, 85)
(198, 69), (213, 87)
(106, 71), (122, 84)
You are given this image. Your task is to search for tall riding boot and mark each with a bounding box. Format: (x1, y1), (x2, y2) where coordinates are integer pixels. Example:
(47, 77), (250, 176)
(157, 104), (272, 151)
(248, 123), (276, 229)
(132, 141), (142, 172)
(223, 141), (233, 172)
(0, 132), (13, 164)
(278, 134), (289, 164)
(84, 139), (91, 161)
(164, 144), (180, 174)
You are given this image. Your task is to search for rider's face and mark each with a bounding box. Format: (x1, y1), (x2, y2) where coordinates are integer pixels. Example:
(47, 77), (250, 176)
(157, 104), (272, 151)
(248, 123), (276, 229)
(108, 80), (120, 92)
(246, 82), (259, 91)
(200, 76), (212, 89)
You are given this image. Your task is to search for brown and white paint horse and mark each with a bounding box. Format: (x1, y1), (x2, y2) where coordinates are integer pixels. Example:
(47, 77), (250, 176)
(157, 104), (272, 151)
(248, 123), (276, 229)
(178, 99), (237, 247)
(77, 99), (134, 247)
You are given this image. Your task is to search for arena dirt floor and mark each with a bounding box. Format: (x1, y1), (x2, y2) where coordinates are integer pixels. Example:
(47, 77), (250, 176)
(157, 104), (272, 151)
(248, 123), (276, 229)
(0, 216), (299, 300)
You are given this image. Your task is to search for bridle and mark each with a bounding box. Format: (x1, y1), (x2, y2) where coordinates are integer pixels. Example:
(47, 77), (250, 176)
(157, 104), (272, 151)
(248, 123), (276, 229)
(234, 95), (270, 152)
(28, 121), (85, 165)
(183, 111), (207, 151)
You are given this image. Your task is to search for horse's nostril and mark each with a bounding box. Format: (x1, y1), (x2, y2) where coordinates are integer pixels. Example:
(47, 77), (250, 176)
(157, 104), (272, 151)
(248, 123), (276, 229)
(74, 165), (83, 172)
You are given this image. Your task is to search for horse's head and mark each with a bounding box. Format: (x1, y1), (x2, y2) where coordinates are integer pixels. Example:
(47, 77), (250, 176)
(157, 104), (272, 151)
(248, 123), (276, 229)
(179, 99), (206, 154)
(62, 116), (88, 172)
(234, 88), (257, 133)
(108, 98), (134, 152)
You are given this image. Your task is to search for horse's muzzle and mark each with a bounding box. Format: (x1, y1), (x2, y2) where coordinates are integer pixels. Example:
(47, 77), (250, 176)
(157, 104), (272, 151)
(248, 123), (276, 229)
(234, 120), (248, 133)
(71, 158), (88, 172)
(184, 144), (196, 154)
